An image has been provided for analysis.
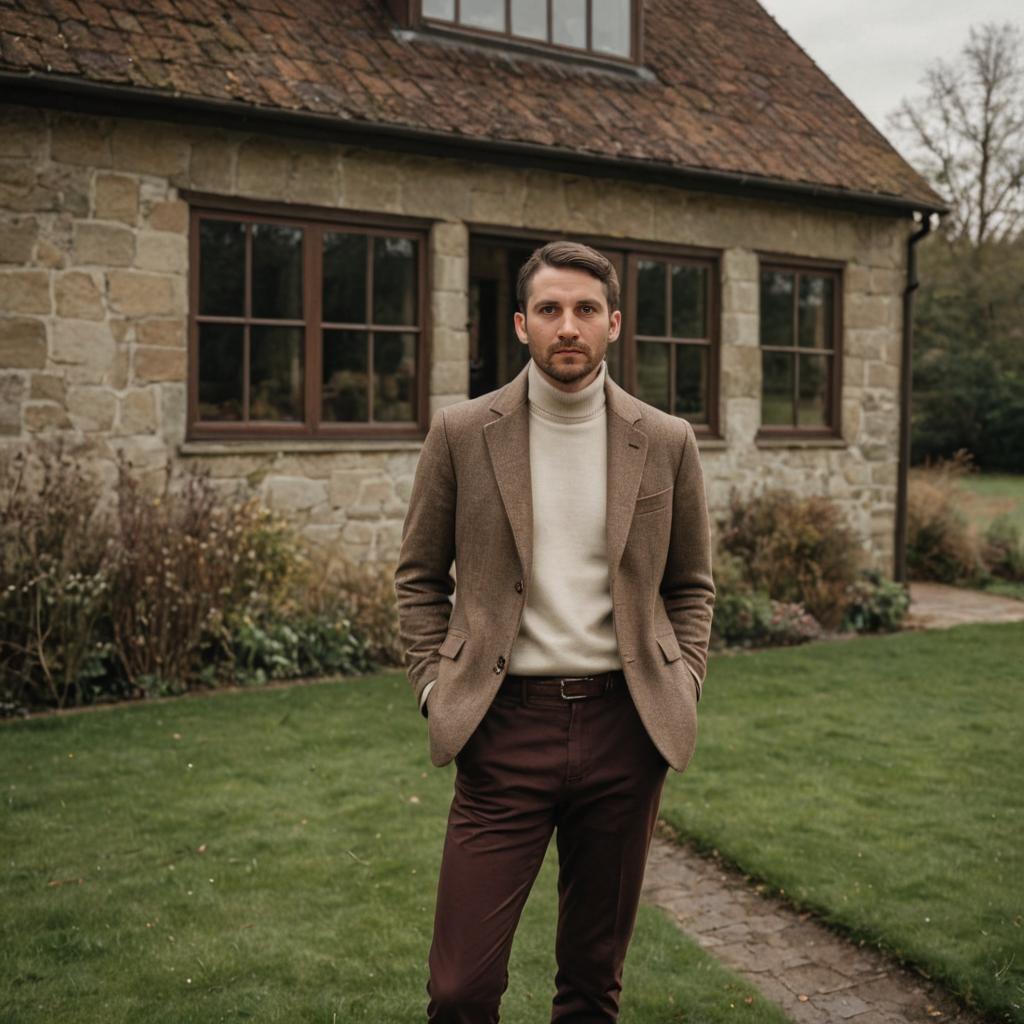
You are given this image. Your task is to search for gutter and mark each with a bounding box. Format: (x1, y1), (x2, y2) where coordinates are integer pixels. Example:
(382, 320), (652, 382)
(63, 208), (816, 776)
(894, 213), (935, 584)
(0, 70), (948, 220)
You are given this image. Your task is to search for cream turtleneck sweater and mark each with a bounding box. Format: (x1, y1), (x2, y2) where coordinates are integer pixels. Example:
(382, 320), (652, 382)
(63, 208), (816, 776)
(420, 359), (620, 712)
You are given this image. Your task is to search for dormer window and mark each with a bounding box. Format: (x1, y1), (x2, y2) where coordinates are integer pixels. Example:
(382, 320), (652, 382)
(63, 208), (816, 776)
(419, 0), (637, 61)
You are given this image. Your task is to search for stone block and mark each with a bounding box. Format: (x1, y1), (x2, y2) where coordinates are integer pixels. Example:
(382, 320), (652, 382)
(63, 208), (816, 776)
(39, 164), (91, 218)
(431, 359), (469, 396)
(51, 319), (115, 373)
(134, 231), (187, 274)
(722, 278), (758, 316)
(67, 386), (117, 432)
(721, 311), (758, 347)
(522, 171), (570, 230)
(31, 373), (66, 402)
(289, 148), (339, 205)
(721, 248), (759, 282)
(0, 217), (39, 263)
(148, 200), (188, 234)
(55, 271), (104, 320)
(431, 220), (469, 259)
(72, 222), (134, 266)
(433, 253), (468, 294)
(94, 173), (139, 225)
(0, 373), (25, 435)
(134, 346), (186, 384)
(0, 105), (47, 159)
(401, 159), (471, 220)
(328, 468), (378, 507)
(112, 122), (188, 177)
(119, 388), (158, 434)
(867, 362), (898, 390)
(35, 238), (65, 269)
(432, 325), (469, 363)
(107, 271), (183, 317)
(136, 318), (186, 348)
(237, 138), (291, 197)
(24, 402), (72, 432)
(471, 174), (527, 225)
(190, 137), (236, 192)
(263, 475), (328, 513)
(434, 290), (468, 331)
(51, 113), (113, 166)
(0, 318), (47, 369)
(159, 382), (186, 445)
(722, 346), (760, 399)
(0, 270), (51, 314)
(342, 520), (374, 545)
(340, 151), (401, 211)
(375, 520), (404, 560)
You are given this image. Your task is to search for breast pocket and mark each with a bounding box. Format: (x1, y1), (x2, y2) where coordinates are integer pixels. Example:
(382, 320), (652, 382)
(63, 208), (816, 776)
(634, 486), (672, 517)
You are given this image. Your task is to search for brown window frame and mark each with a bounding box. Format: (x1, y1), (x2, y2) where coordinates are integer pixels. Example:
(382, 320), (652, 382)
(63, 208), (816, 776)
(412, 0), (643, 66)
(469, 226), (721, 437)
(757, 254), (844, 440)
(185, 193), (431, 442)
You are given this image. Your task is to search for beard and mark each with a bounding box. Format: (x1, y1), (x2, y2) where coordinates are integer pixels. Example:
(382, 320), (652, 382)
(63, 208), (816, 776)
(535, 341), (601, 385)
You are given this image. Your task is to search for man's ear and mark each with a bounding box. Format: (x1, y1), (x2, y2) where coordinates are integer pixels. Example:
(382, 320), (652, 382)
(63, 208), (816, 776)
(608, 309), (622, 343)
(513, 310), (529, 346)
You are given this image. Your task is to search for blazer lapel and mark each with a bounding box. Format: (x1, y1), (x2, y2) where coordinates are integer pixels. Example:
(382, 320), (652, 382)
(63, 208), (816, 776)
(605, 376), (648, 580)
(484, 365), (533, 580)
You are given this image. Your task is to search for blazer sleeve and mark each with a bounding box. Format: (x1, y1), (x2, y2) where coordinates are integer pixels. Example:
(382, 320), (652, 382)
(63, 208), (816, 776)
(660, 420), (716, 700)
(395, 409), (457, 711)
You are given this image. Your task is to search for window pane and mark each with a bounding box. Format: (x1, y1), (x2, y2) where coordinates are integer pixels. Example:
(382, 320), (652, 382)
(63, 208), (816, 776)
(761, 271), (794, 347)
(675, 345), (707, 422)
(762, 350), (794, 425)
(250, 326), (303, 421)
(552, 0), (586, 47)
(798, 354), (830, 426)
(511, 0), (547, 39)
(592, 0), (630, 56)
(199, 220), (245, 316)
(798, 275), (834, 349)
(636, 260), (666, 337)
(671, 264), (707, 338)
(373, 236), (417, 326)
(322, 330), (369, 422)
(605, 341), (622, 383)
(374, 332), (417, 422)
(198, 323), (243, 421)
(422, 0), (455, 18)
(323, 232), (367, 324)
(461, 0), (504, 30)
(252, 224), (303, 320)
(636, 341), (669, 412)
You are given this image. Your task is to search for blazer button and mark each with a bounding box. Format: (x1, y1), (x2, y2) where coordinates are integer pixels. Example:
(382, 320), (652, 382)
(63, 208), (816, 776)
(494, 655), (506, 674)
(514, 580), (523, 593)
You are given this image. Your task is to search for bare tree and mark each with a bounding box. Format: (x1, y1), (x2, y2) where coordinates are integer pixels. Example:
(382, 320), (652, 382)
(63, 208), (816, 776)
(889, 22), (1024, 245)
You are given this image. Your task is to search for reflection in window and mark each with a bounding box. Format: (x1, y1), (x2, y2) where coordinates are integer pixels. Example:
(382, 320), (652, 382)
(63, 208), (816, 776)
(192, 214), (423, 436)
(423, 0), (634, 58)
(759, 265), (839, 430)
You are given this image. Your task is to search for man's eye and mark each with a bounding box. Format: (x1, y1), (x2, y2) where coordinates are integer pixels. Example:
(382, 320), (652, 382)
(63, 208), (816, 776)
(579, 305), (595, 314)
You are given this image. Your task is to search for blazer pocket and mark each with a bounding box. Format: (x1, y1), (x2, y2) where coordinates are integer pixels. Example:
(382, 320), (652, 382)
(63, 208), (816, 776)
(437, 632), (467, 660)
(655, 632), (683, 663)
(634, 486), (672, 516)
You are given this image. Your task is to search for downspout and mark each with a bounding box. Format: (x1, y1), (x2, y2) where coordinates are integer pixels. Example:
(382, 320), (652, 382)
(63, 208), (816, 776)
(894, 213), (934, 584)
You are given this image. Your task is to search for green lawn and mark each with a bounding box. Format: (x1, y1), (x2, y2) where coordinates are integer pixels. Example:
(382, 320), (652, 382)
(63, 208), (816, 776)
(959, 473), (1024, 535)
(660, 623), (1024, 1024)
(0, 677), (790, 1024)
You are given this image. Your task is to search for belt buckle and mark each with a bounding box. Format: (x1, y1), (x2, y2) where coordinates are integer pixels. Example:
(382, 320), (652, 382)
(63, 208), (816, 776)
(559, 676), (593, 700)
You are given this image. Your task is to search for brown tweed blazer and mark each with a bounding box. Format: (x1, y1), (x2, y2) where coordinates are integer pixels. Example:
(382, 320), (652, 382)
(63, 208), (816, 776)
(395, 362), (715, 772)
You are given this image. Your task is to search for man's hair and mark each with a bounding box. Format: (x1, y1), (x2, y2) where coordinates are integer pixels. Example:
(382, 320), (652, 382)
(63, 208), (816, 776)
(516, 240), (621, 313)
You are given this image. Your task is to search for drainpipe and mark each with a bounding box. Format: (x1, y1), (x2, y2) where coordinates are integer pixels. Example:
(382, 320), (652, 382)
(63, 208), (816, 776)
(894, 213), (934, 584)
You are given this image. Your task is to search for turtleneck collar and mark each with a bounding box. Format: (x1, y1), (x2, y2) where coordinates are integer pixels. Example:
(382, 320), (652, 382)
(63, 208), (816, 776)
(527, 359), (607, 422)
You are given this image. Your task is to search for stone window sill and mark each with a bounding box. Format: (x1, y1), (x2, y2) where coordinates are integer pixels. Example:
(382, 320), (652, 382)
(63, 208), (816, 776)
(179, 439), (425, 456)
(754, 436), (847, 450)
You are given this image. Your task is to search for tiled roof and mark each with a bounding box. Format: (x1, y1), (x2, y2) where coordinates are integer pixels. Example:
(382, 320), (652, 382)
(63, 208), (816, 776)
(0, 0), (944, 211)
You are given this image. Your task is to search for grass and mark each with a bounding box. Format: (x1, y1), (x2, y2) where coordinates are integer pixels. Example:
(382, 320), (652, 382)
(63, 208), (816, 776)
(0, 675), (791, 1024)
(659, 622), (1024, 1024)
(959, 473), (1024, 535)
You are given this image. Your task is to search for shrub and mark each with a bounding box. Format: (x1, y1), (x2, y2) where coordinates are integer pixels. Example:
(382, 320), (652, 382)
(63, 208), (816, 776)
(842, 570), (911, 633)
(717, 489), (861, 629)
(906, 452), (986, 584)
(981, 516), (1024, 581)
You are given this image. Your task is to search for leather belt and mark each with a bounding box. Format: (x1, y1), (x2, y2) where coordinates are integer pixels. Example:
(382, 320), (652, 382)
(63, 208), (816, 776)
(502, 670), (623, 703)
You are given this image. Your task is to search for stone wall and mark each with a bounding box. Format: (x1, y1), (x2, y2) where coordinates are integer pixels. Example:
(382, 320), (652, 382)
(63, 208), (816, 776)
(0, 102), (909, 569)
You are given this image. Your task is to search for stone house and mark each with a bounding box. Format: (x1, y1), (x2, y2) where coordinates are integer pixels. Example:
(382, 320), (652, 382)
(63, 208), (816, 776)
(0, 0), (943, 571)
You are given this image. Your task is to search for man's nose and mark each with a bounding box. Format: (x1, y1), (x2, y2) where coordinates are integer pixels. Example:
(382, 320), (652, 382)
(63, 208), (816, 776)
(557, 311), (580, 338)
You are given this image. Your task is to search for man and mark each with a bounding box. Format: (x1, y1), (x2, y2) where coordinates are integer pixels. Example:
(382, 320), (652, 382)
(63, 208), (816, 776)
(395, 240), (715, 1023)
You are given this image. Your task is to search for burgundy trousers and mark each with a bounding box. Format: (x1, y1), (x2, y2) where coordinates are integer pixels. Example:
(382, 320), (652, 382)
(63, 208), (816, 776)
(426, 674), (669, 1023)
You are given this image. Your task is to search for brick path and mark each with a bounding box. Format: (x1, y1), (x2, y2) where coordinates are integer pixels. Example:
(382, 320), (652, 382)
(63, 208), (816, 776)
(639, 584), (1019, 1024)
(641, 832), (983, 1024)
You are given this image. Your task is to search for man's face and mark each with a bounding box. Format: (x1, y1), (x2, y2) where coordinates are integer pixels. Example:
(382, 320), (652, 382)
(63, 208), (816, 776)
(514, 265), (621, 392)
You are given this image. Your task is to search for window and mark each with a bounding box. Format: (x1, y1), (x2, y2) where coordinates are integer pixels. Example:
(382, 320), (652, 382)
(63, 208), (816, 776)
(759, 261), (842, 434)
(188, 202), (427, 440)
(420, 0), (637, 61)
(469, 235), (719, 434)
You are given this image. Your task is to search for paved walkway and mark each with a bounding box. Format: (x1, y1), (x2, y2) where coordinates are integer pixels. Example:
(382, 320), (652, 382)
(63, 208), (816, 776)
(642, 832), (982, 1024)
(905, 581), (1024, 630)
(639, 581), (1019, 1024)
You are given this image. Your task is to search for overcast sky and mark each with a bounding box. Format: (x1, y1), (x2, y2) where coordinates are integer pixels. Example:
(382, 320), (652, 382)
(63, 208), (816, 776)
(759, 1), (1024, 142)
